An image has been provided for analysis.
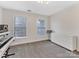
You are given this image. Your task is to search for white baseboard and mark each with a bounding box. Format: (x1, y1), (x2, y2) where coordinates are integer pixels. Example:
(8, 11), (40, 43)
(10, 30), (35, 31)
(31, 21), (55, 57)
(10, 38), (49, 46)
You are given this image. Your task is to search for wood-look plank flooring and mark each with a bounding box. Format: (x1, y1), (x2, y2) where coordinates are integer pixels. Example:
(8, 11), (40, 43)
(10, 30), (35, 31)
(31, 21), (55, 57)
(8, 40), (79, 58)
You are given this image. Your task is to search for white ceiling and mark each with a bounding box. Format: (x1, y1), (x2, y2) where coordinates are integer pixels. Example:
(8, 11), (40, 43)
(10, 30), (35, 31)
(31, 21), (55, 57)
(0, 1), (77, 16)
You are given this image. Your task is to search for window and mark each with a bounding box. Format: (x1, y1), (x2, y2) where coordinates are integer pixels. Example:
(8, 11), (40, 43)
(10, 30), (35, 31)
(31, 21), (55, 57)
(14, 16), (26, 37)
(37, 19), (45, 35)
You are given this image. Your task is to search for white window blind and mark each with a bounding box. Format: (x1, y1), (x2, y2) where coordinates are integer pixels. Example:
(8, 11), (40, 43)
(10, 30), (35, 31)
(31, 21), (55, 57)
(14, 16), (26, 37)
(37, 19), (45, 35)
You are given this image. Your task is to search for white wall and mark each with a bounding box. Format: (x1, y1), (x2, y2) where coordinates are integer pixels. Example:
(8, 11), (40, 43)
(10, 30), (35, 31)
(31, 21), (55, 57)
(0, 8), (2, 24)
(50, 6), (79, 51)
(2, 8), (49, 46)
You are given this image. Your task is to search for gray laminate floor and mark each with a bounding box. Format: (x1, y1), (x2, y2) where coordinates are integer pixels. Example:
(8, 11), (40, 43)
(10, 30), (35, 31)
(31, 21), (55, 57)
(8, 40), (79, 58)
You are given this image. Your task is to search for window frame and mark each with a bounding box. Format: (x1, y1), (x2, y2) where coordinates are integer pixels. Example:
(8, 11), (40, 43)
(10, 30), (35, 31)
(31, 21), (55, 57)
(36, 18), (46, 37)
(13, 16), (27, 38)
